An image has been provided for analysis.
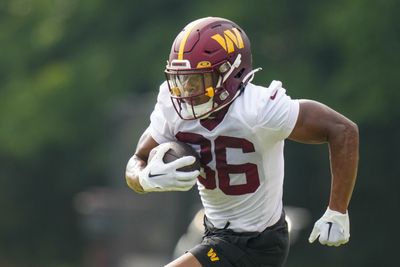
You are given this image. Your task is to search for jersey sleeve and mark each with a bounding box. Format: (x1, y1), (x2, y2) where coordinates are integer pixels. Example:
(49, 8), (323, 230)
(256, 80), (299, 140)
(148, 82), (175, 144)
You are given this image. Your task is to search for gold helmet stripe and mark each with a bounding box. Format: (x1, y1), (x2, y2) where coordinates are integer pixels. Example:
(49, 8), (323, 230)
(178, 18), (208, 60)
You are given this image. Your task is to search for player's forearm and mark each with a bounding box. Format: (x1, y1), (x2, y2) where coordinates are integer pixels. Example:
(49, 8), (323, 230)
(125, 155), (147, 194)
(327, 120), (359, 213)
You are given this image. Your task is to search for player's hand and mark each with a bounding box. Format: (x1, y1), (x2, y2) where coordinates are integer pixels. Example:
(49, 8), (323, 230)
(308, 207), (350, 246)
(138, 145), (200, 192)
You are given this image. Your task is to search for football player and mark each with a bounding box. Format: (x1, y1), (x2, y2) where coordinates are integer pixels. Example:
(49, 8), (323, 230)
(125, 17), (359, 267)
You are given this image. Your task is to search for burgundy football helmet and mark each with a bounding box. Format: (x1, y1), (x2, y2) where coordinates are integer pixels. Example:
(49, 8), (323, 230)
(165, 17), (255, 120)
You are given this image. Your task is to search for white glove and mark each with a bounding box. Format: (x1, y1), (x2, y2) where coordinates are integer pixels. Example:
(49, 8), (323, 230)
(308, 207), (350, 247)
(138, 144), (200, 192)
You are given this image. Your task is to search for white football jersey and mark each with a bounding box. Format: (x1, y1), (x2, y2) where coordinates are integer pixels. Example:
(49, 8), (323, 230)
(149, 80), (299, 232)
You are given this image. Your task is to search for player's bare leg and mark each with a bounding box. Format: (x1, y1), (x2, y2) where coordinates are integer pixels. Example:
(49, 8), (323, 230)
(165, 252), (202, 267)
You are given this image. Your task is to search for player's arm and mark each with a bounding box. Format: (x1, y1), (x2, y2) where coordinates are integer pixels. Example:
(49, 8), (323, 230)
(125, 128), (159, 193)
(289, 99), (359, 212)
(288, 99), (359, 246)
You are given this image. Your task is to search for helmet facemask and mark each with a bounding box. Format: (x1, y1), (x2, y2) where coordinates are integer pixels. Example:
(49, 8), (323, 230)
(165, 67), (220, 120)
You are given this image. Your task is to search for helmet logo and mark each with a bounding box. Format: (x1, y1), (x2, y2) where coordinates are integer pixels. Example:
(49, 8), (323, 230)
(211, 28), (244, 54)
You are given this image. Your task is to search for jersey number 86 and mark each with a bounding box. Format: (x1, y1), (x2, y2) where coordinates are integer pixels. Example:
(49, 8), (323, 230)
(176, 132), (261, 196)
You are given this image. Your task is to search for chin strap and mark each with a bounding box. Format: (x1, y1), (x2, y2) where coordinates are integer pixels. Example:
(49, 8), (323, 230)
(222, 54), (242, 84)
(242, 67), (262, 85)
(211, 67), (262, 115)
(216, 54), (242, 88)
(203, 63), (262, 119)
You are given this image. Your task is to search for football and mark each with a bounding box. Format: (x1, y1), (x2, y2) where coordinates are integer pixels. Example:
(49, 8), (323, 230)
(148, 141), (201, 172)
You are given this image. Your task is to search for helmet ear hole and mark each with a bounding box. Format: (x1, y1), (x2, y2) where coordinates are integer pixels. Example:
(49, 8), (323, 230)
(234, 68), (246, 79)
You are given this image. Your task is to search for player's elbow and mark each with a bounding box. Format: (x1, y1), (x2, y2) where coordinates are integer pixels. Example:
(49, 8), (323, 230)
(344, 119), (359, 145)
(330, 118), (359, 148)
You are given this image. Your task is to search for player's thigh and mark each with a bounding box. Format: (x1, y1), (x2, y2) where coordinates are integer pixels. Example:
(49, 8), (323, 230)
(165, 252), (203, 267)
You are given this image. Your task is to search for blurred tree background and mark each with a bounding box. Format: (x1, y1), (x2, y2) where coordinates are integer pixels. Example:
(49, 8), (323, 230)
(0, 0), (399, 266)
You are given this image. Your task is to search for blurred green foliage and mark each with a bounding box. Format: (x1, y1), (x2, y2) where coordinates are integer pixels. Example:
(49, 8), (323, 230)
(0, 0), (399, 266)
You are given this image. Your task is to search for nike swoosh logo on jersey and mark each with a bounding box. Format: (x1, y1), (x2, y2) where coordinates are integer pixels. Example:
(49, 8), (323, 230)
(148, 172), (166, 178)
(270, 90), (278, 100)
